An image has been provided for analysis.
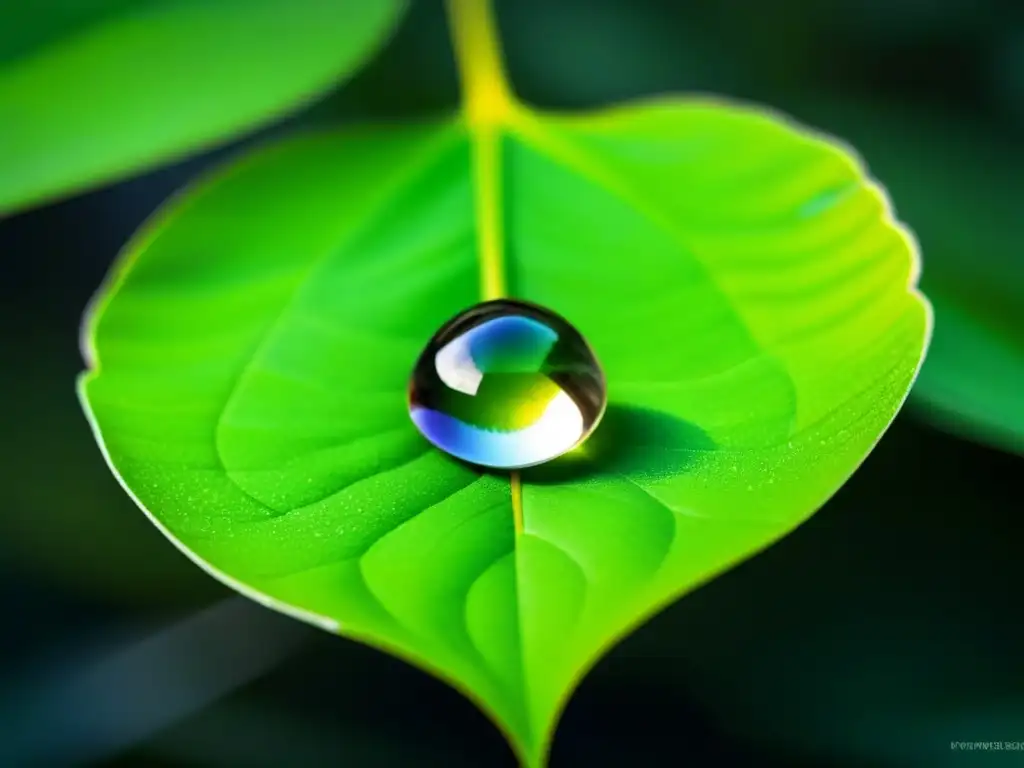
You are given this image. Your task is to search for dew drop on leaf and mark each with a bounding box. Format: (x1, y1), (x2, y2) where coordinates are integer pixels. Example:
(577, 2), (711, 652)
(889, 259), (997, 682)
(408, 299), (607, 469)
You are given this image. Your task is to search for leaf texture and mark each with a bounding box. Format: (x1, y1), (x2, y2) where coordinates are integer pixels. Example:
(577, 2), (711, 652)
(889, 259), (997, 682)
(80, 99), (930, 764)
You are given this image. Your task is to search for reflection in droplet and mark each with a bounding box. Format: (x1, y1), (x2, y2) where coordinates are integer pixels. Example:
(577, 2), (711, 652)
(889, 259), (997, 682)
(408, 299), (607, 469)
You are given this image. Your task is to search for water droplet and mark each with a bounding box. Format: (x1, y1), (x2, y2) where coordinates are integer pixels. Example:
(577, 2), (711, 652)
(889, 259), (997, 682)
(408, 299), (607, 470)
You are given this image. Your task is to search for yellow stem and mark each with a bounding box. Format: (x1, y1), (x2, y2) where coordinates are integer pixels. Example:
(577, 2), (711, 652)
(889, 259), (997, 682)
(446, 0), (515, 127)
(448, 0), (515, 301)
(446, 0), (524, 536)
(473, 123), (506, 301)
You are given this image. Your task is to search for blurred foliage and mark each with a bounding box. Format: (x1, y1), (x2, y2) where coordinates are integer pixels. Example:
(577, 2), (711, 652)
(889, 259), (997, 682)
(0, 0), (405, 213)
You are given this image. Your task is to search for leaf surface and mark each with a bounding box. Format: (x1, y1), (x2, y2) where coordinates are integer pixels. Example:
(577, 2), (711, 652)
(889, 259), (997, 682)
(80, 98), (929, 763)
(795, 99), (1024, 455)
(0, 0), (405, 213)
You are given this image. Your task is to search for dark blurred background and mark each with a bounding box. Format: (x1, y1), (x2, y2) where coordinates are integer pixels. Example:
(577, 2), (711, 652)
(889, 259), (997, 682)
(2, 0), (1022, 765)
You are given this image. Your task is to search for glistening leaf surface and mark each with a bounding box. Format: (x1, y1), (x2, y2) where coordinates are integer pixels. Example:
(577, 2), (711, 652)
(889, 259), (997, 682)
(80, 100), (929, 765)
(0, 0), (405, 214)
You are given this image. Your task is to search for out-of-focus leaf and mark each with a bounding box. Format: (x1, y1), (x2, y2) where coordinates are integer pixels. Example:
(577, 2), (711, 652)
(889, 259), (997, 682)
(497, 0), (740, 107)
(0, 599), (308, 766)
(0, 0), (406, 214)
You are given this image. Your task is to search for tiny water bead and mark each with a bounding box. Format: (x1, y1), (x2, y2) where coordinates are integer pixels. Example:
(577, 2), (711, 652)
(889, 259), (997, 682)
(408, 299), (607, 470)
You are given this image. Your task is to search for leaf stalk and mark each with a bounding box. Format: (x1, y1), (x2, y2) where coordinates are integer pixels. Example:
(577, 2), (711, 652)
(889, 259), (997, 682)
(446, 0), (516, 126)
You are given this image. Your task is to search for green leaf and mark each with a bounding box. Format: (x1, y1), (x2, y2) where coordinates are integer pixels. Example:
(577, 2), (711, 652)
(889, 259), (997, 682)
(791, 99), (1024, 455)
(79, 4), (928, 762)
(0, 0), (406, 214)
(79, 95), (929, 763)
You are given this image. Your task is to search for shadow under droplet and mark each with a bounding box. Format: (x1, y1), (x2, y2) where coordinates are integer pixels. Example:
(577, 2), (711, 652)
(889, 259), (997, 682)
(522, 403), (715, 485)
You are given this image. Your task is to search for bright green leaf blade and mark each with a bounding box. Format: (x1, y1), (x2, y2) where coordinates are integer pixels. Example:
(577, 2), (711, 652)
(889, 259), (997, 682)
(791, 99), (1024, 455)
(0, 0), (405, 214)
(80, 99), (929, 766)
